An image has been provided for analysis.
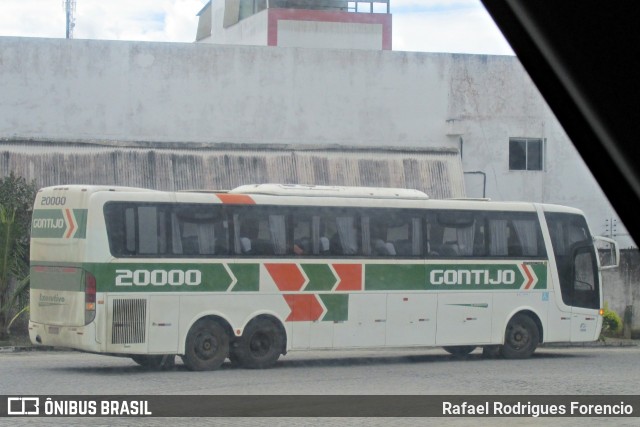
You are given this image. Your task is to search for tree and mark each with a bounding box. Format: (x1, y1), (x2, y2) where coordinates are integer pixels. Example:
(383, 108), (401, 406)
(0, 173), (37, 339)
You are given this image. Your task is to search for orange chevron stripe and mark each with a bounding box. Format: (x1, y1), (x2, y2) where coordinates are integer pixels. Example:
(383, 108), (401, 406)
(265, 263), (306, 291)
(522, 264), (534, 289)
(283, 294), (324, 321)
(334, 264), (362, 291)
(64, 208), (76, 238)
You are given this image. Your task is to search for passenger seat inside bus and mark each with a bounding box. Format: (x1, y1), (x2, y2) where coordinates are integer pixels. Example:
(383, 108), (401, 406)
(373, 239), (396, 256)
(439, 242), (460, 256)
(394, 240), (412, 256)
(239, 237), (252, 254)
(182, 236), (200, 255)
(319, 237), (330, 255)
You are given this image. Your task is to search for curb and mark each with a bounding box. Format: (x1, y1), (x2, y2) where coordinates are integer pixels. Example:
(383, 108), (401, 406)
(541, 340), (639, 348)
(0, 345), (56, 353)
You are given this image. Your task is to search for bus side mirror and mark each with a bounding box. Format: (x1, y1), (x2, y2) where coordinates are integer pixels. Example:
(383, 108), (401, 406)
(594, 236), (620, 270)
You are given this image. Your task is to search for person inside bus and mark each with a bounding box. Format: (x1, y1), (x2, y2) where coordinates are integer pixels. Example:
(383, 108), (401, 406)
(293, 237), (311, 255)
(371, 222), (395, 256)
(238, 218), (258, 255)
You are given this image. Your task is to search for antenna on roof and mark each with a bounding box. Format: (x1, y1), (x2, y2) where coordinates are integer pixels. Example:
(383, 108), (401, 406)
(64, 0), (76, 39)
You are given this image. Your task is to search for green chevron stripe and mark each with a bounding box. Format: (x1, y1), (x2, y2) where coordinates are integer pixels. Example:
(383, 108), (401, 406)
(229, 263), (259, 292)
(301, 264), (336, 291)
(529, 263), (548, 290)
(72, 209), (88, 238)
(319, 294), (349, 322)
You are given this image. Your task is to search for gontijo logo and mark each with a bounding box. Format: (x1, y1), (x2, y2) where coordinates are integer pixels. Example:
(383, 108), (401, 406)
(428, 263), (544, 290)
(31, 209), (87, 239)
(430, 269), (517, 285)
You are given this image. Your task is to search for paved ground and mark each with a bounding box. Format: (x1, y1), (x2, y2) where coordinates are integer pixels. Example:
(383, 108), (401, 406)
(1, 345), (639, 426)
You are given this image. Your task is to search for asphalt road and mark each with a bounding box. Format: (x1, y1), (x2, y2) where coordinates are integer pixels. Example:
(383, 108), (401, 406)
(1, 346), (639, 426)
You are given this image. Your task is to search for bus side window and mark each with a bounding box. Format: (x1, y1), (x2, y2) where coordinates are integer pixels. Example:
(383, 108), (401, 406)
(486, 213), (544, 258)
(104, 204), (131, 256)
(233, 213), (257, 255)
(292, 210), (313, 255)
(320, 209), (358, 256)
(172, 205), (228, 257)
(362, 210), (422, 258)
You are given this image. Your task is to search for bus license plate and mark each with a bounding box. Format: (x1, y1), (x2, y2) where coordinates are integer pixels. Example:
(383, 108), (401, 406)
(48, 326), (59, 335)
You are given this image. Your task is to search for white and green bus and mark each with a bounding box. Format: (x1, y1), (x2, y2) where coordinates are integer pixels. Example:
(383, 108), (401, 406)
(29, 184), (618, 370)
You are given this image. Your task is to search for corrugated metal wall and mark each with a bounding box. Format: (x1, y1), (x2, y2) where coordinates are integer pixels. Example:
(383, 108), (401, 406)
(0, 142), (465, 199)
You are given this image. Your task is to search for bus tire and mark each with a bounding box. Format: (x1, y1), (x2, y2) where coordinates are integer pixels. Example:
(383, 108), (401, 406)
(443, 346), (476, 357)
(231, 318), (283, 369)
(501, 314), (539, 359)
(131, 354), (175, 370)
(183, 319), (229, 371)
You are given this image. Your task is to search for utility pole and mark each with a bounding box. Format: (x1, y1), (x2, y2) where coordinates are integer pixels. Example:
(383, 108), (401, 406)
(604, 217), (618, 239)
(64, 0), (76, 39)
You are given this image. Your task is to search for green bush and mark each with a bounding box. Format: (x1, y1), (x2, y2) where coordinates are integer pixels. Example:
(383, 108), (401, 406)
(0, 173), (37, 339)
(601, 304), (622, 337)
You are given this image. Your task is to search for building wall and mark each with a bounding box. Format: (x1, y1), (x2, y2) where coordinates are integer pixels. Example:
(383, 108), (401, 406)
(199, 1), (390, 50)
(206, 4), (269, 46)
(0, 36), (631, 247)
(276, 18), (382, 50)
(266, 9), (391, 50)
(0, 37), (450, 146)
(0, 142), (465, 198)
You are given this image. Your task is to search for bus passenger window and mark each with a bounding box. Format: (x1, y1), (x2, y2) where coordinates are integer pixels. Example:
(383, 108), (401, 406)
(320, 210), (359, 256)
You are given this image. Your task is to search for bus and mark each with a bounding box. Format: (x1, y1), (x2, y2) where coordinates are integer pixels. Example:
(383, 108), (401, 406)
(29, 184), (619, 370)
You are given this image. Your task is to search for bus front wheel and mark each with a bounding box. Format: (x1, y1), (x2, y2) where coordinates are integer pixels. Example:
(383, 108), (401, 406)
(183, 319), (229, 371)
(231, 318), (284, 369)
(501, 314), (539, 359)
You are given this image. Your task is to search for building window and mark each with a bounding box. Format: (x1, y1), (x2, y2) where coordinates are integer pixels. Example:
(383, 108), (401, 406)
(509, 138), (544, 171)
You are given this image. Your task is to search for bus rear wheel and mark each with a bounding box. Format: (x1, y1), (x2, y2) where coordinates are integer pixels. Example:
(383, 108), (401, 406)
(231, 318), (283, 369)
(501, 314), (539, 359)
(131, 354), (175, 370)
(443, 346), (476, 357)
(183, 319), (229, 371)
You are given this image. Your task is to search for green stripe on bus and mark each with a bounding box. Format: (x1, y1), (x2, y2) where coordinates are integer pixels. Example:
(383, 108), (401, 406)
(31, 209), (88, 239)
(73, 209), (88, 239)
(301, 264), (336, 292)
(87, 263), (233, 292)
(229, 264), (259, 292)
(319, 294), (349, 321)
(365, 264), (426, 291)
(37, 261), (547, 293)
(365, 263), (547, 291)
(529, 263), (548, 290)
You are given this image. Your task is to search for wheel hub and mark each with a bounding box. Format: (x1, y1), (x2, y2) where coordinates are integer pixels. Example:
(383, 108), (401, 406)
(196, 333), (218, 359)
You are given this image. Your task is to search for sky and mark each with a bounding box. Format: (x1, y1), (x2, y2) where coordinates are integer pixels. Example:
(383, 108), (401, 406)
(0, 0), (513, 55)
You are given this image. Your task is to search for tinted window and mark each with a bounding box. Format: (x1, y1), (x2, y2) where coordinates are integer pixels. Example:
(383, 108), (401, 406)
(427, 210), (546, 258)
(104, 203), (229, 257)
(361, 210), (423, 257)
(545, 212), (599, 308)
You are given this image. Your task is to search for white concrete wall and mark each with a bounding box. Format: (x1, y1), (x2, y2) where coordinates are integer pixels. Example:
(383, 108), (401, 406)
(0, 37), (451, 147)
(0, 36), (632, 247)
